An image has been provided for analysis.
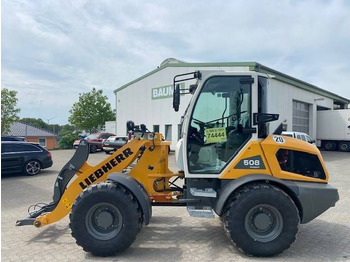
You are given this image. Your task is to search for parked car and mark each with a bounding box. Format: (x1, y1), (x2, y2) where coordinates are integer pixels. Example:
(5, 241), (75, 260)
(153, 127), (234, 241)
(282, 131), (316, 146)
(73, 132), (115, 153)
(1, 135), (25, 141)
(102, 136), (128, 154)
(1, 141), (53, 176)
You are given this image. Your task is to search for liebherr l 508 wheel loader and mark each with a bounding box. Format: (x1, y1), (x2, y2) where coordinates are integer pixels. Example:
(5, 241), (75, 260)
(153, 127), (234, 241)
(17, 70), (339, 257)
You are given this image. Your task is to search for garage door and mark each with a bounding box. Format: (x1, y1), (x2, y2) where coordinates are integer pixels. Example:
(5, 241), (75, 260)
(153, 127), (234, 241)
(292, 101), (309, 134)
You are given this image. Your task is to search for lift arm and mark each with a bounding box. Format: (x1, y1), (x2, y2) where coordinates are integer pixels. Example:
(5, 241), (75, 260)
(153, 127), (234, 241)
(16, 137), (149, 228)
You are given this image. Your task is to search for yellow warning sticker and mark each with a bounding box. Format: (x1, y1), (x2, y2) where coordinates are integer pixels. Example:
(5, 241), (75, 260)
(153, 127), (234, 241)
(205, 127), (227, 144)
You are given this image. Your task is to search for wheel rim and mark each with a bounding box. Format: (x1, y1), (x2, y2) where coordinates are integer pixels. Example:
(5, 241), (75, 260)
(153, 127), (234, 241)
(325, 143), (333, 150)
(340, 144), (347, 151)
(85, 202), (123, 240)
(245, 204), (283, 242)
(26, 161), (40, 175)
(91, 146), (97, 152)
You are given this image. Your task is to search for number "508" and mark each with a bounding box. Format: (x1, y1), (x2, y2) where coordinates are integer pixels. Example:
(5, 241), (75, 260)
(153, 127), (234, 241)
(243, 160), (260, 166)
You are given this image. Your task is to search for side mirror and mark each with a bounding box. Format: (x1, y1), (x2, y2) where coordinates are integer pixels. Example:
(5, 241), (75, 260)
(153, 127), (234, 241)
(173, 84), (180, 112)
(253, 113), (279, 125)
(126, 120), (135, 132)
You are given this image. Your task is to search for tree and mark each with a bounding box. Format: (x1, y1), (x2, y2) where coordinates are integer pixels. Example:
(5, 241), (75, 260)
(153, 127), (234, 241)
(1, 88), (21, 134)
(69, 88), (115, 133)
(20, 118), (48, 129)
(20, 117), (62, 135)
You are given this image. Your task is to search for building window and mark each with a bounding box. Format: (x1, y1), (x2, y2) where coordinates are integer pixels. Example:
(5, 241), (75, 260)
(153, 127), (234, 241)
(153, 125), (160, 133)
(38, 138), (46, 147)
(165, 125), (172, 141)
(292, 101), (309, 134)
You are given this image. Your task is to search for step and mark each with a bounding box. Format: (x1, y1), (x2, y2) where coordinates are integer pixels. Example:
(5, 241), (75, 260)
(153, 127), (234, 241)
(187, 206), (215, 218)
(190, 188), (217, 198)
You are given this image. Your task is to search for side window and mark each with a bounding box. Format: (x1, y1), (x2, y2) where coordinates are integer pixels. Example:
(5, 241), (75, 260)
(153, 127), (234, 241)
(9, 144), (24, 152)
(300, 135), (306, 141)
(1, 144), (10, 153)
(22, 144), (42, 152)
(101, 134), (109, 139)
(297, 135), (301, 140)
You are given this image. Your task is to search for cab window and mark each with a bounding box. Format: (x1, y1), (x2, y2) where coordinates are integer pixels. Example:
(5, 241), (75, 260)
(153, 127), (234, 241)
(187, 76), (252, 174)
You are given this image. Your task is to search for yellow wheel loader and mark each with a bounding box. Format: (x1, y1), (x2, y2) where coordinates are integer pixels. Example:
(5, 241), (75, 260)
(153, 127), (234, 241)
(17, 71), (339, 257)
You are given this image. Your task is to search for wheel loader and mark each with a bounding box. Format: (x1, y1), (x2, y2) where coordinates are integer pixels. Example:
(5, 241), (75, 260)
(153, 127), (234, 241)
(17, 70), (339, 257)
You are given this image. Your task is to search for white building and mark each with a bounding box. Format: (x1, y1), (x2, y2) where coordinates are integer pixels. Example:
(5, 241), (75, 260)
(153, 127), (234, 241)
(114, 59), (350, 150)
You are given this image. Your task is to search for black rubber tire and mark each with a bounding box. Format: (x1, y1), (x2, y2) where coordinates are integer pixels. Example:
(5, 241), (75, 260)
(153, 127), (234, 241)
(69, 181), (142, 256)
(338, 142), (350, 152)
(324, 141), (337, 151)
(222, 183), (299, 257)
(90, 145), (98, 153)
(24, 160), (41, 176)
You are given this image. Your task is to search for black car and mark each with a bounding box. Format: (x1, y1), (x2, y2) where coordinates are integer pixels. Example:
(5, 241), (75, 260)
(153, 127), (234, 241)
(1, 141), (53, 176)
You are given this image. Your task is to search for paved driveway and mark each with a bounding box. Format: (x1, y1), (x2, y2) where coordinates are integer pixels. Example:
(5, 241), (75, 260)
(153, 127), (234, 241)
(1, 150), (349, 261)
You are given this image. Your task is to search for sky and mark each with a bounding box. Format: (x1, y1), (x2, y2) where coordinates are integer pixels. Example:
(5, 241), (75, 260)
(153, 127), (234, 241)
(2, 0), (350, 125)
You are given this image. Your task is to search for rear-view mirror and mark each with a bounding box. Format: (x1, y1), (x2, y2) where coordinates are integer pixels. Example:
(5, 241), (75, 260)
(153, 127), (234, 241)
(173, 84), (180, 112)
(253, 113), (279, 125)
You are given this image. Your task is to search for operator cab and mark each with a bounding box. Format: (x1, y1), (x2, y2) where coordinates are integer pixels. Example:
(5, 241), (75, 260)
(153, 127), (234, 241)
(174, 71), (277, 177)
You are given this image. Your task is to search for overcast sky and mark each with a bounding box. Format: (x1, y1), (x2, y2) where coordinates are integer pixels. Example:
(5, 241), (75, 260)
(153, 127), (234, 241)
(2, 0), (350, 125)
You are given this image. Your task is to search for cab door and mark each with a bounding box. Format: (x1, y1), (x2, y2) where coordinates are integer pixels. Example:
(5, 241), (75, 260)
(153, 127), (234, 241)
(185, 75), (254, 176)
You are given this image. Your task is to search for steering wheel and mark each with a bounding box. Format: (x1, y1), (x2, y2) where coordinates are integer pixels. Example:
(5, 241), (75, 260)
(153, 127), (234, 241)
(192, 118), (206, 126)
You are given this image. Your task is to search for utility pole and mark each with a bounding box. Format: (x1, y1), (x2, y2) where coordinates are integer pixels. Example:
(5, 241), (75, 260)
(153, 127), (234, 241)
(43, 116), (56, 134)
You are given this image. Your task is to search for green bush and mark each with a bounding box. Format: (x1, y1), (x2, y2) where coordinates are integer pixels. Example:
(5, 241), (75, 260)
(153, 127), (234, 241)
(59, 131), (79, 149)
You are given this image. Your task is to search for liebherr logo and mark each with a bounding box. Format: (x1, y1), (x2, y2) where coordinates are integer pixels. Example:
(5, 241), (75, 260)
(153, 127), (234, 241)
(79, 148), (133, 190)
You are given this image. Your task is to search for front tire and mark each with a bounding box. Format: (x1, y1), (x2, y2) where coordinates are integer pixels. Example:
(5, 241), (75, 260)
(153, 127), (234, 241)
(69, 182), (142, 256)
(222, 183), (299, 257)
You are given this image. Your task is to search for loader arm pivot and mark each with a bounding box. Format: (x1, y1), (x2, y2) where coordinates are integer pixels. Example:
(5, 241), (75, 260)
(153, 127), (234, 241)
(17, 138), (148, 228)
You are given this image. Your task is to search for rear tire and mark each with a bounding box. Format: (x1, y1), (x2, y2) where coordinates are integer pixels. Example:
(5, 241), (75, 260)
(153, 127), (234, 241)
(69, 181), (142, 256)
(338, 142), (350, 152)
(222, 183), (299, 257)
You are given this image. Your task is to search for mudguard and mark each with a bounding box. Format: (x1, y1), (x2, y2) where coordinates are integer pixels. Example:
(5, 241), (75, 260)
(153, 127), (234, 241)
(214, 174), (300, 216)
(214, 174), (339, 224)
(108, 172), (152, 225)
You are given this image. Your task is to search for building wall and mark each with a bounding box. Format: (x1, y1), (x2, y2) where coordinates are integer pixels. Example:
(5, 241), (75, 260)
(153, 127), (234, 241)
(116, 66), (336, 149)
(266, 78), (333, 139)
(26, 137), (58, 150)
